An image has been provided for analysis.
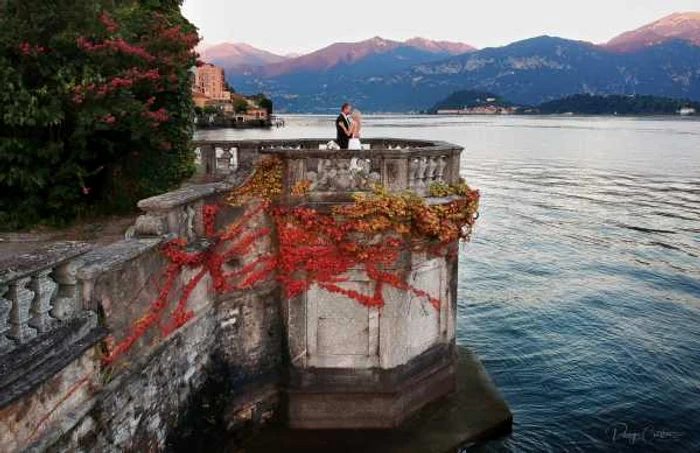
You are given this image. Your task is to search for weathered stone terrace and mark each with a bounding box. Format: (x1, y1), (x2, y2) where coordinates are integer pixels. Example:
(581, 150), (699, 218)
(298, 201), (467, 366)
(0, 138), (510, 452)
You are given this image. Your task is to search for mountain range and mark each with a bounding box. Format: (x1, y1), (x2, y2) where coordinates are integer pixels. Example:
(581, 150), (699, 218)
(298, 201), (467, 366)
(200, 12), (700, 112)
(201, 37), (475, 76)
(605, 12), (700, 52)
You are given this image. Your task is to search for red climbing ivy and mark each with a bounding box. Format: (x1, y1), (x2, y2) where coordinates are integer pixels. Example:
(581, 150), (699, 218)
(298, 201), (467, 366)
(103, 158), (480, 365)
(102, 202), (276, 365)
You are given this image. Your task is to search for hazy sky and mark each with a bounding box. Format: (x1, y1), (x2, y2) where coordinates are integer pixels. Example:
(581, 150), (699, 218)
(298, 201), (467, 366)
(183, 1), (699, 54)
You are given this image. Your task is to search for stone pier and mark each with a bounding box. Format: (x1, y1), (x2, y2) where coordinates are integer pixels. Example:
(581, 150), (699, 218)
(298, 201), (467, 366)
(258, 141), (464, 429)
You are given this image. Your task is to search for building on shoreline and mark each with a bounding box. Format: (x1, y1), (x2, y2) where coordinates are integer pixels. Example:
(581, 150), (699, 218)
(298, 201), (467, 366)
(193, 63), (231, 101)
(192, 63), (272, 128)
(436, 105), (517, 115)
(192, 91), (211, 109)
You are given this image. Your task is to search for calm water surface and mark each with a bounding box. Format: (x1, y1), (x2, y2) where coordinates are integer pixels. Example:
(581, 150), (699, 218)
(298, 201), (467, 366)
(196, 116), (700, 453)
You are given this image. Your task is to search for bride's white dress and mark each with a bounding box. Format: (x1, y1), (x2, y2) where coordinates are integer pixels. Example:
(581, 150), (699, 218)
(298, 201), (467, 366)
(347, 122), (364, 170)
(347, 117), (362, 150)
(348, 137), (362, 150)
(347, 119), (364, 171)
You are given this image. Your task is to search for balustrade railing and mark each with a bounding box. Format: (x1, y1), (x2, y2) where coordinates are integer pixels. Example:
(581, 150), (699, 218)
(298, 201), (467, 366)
(260, 138), (462, 197)
(194, 138), (463, 197)
(193, 140), (259, 178)
(131, 181), (236, 239)
(0, 242), (93, 354)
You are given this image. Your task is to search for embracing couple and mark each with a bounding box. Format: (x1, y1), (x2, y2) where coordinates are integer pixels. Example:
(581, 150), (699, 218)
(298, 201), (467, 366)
(335, 102), (363, 150)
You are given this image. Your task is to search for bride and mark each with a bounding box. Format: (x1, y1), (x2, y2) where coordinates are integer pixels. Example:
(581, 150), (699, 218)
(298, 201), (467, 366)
(348, 110), (363, 150)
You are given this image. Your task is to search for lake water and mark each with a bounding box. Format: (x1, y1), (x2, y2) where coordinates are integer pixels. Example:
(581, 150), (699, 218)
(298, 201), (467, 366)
(196, 116), (700, 452)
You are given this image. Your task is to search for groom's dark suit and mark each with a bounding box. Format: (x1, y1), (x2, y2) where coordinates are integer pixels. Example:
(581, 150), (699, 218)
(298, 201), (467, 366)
(336, 114), (350, 149)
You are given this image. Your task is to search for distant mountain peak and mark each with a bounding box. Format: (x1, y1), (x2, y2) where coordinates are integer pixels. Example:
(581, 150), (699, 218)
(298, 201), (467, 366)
(200, 42), (287, 68)
(369, 36), (393, 46)
(404, 37), (477, 55)
(605, 11), (700, 52)
(255, 36), (462, 78)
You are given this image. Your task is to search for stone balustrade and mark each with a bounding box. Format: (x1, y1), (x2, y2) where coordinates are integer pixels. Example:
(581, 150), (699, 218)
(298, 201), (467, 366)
(193, 139), (463, 197)
(130, 175), (252, 239)
(131, 182), (228, 239)
(264, 138), (461, 198)
(193, 140), (261, 178)
(0, 242), (93, 354)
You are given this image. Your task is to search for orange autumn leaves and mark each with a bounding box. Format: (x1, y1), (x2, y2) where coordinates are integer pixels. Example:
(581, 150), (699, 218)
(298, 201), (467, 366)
(104, 157), (479, 365)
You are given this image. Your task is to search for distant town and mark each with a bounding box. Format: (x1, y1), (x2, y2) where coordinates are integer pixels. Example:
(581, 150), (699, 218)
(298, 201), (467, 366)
(429, 91), (698, 117)
(192, 63), (276, 128)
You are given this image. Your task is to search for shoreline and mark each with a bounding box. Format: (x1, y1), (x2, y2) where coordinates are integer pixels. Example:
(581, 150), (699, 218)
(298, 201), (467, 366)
(260, 113), (700, 121)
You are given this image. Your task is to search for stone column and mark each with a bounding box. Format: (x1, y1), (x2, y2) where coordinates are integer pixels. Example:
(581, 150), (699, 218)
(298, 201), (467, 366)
(29, 269), (58, 333)
(8, 277), (37, 343)
(0, 285), (15, 351)
(51, 260), (82, 321)
(447, 150), (461, 185)
(202, 144), (216, 175)
(382, 158), (409, 192)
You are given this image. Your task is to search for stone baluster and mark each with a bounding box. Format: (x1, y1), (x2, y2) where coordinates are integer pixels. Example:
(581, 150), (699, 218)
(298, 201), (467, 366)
(447, 151), (461, 185)
(185, 204), (197, 239)
(416, 158), (429, 195)
(202, 144), (217, 175)
(51, 261), (82, 321)
(409, 158), (420, 192)
(230, 146), (239, 170)
(426, 157), (438, 186)
(214, 147), (222, 172)
(0, 285), (14, 351)
(436, 156), (447, 182)
(199, 144), (215, 175)
(29, 269), (58, 333)
(8, 277), (37, 343)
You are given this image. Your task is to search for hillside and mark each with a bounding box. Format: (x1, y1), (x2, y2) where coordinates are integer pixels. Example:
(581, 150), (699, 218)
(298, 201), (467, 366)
(606, 12), (700, 52)
(537, 94), (699, 115)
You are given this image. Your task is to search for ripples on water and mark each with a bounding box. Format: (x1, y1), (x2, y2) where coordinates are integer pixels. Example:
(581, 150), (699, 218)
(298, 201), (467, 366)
(197, 116), (700, 452)
(460, 161), (700, 453)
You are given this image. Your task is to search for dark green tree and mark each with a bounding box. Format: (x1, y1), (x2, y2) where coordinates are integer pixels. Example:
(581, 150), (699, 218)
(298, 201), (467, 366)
(0, 0), (199, 229)
(250, 93), (273, 114)
(232, 97), (248, 113)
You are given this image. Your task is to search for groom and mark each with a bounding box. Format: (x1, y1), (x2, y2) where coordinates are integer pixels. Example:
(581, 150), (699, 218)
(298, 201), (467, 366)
(336, 102), (352, 149)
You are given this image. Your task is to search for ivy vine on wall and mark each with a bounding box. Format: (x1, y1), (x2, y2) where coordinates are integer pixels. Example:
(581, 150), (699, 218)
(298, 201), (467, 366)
(102, 157), (480, 366)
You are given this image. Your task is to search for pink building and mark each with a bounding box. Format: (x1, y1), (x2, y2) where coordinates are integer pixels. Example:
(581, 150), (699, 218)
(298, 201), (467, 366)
(193, 64), (231, 101)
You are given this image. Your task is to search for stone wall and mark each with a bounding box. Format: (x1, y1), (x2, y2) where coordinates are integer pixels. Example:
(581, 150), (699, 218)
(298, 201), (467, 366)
(0, 182), (284, 453)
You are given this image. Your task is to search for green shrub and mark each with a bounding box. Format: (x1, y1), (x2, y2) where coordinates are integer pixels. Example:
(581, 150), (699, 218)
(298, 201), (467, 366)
(0, 0), (199, 229)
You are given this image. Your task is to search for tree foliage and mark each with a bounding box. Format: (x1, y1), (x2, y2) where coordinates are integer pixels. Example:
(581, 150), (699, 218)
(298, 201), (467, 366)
(0, 0), (199, 229)
(537, 94), (700, 115)
(250, 93), (273, 114)
(232, 97), (249, 113)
